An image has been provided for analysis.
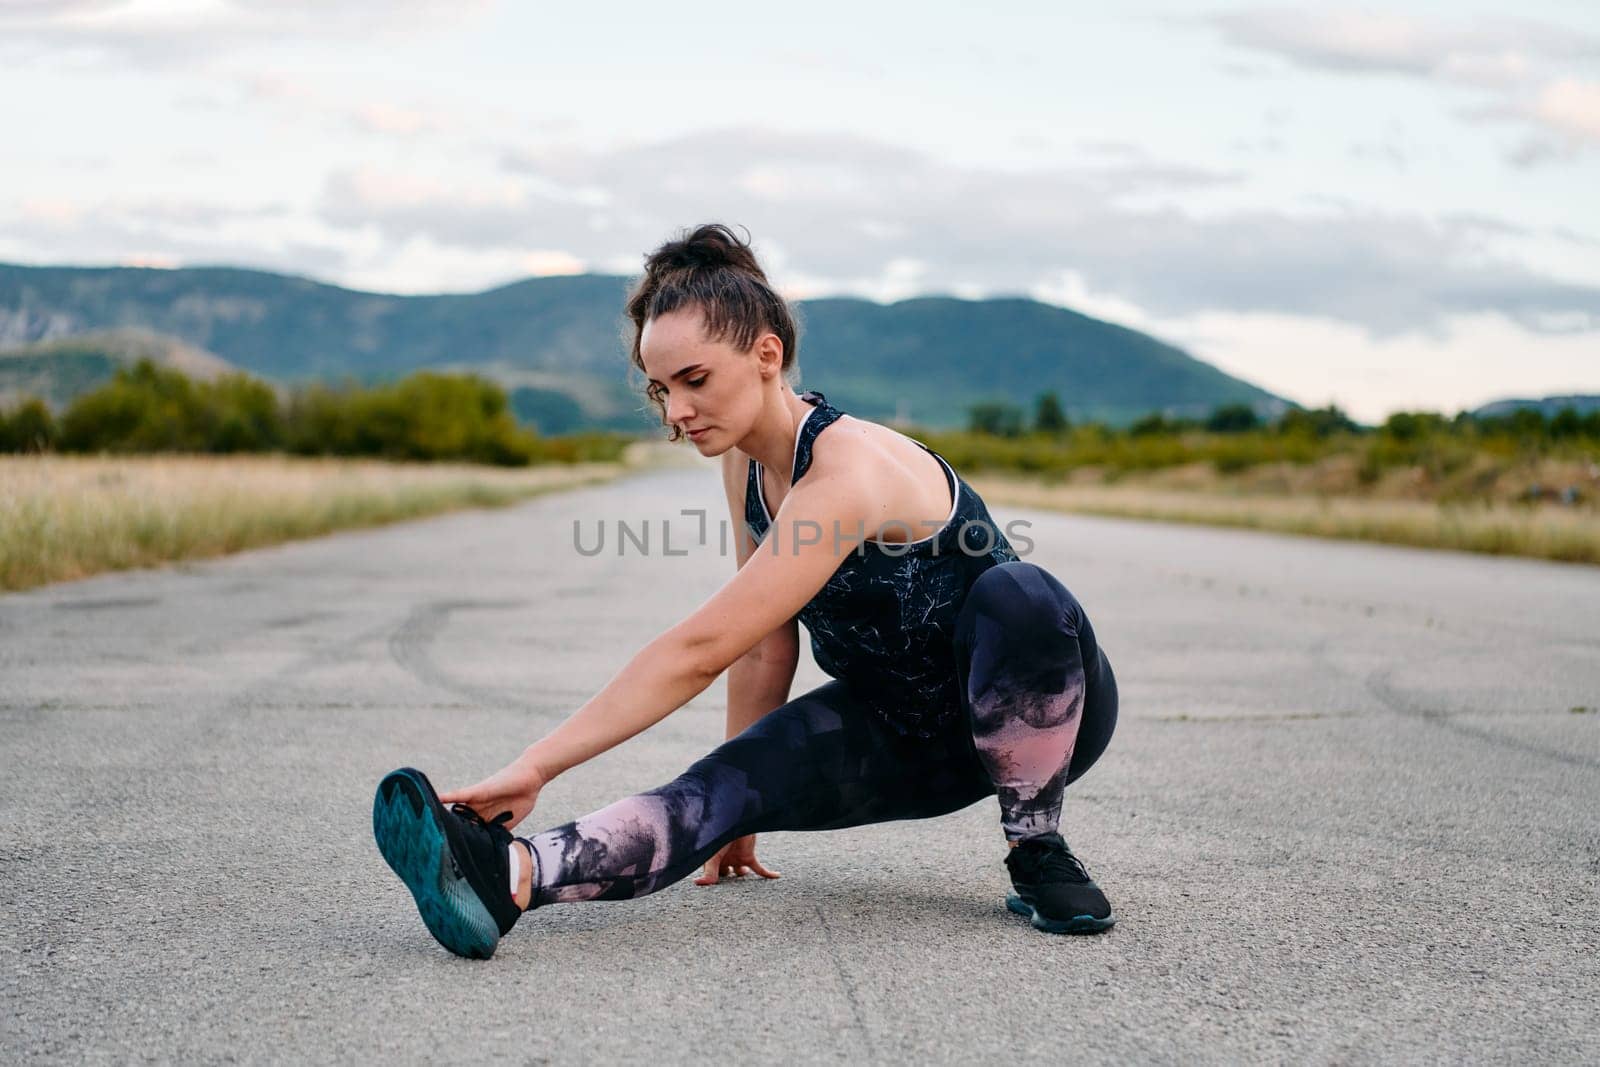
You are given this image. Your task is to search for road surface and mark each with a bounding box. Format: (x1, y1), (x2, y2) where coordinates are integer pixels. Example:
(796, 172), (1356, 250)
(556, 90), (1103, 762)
(3, 460), (1597, 1063)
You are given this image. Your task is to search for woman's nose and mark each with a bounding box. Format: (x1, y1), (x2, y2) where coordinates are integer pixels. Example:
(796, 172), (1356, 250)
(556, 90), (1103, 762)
(666, 394), (695, 424)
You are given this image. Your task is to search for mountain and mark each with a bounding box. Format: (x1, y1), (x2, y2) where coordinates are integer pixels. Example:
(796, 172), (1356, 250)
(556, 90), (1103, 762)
(0, 327), (241, 409)
(0, 263), (1285, 429)
(1473, 395), (1600, 419)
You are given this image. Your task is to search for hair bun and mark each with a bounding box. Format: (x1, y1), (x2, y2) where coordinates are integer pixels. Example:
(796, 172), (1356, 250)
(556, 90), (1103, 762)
(645, 223), (767, 281)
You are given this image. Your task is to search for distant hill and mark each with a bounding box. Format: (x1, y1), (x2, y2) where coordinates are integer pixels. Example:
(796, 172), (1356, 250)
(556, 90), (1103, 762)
(1473, 395), (1600, 419)
(0, 328), (240, 409)
(0, 263), (1286, 429)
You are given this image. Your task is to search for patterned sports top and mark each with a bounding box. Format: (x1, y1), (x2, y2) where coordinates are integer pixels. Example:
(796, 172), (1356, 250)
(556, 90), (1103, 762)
(744, 390), (1019, 738)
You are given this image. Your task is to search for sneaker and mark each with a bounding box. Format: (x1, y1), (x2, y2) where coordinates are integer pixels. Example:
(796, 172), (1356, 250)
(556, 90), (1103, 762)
(1004, 832), (1116, 935)
(372, 766), (524, 959)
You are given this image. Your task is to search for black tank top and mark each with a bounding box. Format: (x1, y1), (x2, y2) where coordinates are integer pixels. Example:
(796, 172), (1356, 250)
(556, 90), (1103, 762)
(744, 391), (1019, 738)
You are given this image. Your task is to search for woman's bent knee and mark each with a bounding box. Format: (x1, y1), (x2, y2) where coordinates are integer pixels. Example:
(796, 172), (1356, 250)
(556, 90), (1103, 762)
(961, 560), (1083, 639)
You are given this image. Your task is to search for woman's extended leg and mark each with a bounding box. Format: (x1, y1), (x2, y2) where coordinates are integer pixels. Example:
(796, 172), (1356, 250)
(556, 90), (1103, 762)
(519, 680), (991, 906)
(953, 560), (1118, 842)
(517, 560), (1117, 909)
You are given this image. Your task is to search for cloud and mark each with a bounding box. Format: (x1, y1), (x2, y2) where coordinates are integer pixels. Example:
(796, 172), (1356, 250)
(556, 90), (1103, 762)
(1199, 8), (1600, 159)
(0, 0), (493, 66)
(1532, 78), (1600, 142)
(237, 73), (460, 140)
(1206, 9), (1599, 79)
(308, 127), (1598, 337)
(1, 194), (348, 279)
(2, 1), (120, 13)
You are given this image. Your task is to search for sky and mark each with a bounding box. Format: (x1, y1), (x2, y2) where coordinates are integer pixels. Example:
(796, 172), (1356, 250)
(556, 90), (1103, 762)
(2, 0), (1597, 421)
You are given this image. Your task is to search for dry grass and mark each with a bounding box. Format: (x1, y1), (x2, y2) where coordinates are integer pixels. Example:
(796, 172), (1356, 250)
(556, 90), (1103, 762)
(968, 475), (1600, 565)
(0, 454), (627, 592)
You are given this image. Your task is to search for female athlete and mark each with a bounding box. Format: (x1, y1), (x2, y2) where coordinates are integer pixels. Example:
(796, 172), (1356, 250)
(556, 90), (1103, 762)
(372, 223), (1119, 959)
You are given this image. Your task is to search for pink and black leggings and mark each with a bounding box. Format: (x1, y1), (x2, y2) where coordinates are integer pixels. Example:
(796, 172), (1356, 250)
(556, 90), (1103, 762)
(518, 560), (1117, 906)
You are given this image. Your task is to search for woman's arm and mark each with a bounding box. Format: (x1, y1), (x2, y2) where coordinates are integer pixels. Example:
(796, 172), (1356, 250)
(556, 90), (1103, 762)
(725, 622), (798, 738)
(445, 448), (874, 823)
(446, 629), (713, 825)
(721, 448), (800, 740)
(521, 626), (722, 783)
(537, 458), (869, 772)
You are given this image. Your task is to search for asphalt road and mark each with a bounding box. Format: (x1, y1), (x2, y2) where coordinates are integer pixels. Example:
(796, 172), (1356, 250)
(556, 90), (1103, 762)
(3, 460), (1597, 1063)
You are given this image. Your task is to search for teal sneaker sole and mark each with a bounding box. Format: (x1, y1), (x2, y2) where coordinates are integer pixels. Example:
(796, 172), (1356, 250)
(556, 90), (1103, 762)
(1006, 892), (1116, 935)
(373, 767), (501, 960)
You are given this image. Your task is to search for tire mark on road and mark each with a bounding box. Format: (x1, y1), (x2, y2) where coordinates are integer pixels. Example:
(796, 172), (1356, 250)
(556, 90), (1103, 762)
(50, 596), (161, 611)
(387, 598), (529, 708)
(813, 903), (876, 1060)
(1365, 667), (1599, 771)
(1299, 631), (1599, 770)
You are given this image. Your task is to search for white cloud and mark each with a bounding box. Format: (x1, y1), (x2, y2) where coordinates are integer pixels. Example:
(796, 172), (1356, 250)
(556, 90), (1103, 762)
(0, 0), (493, 66)
(1207, 8), (1598, 78)
(310, 128), (1600, 337)
(1533, 78), (1600, 143)
(1200, 8), (1600, 161)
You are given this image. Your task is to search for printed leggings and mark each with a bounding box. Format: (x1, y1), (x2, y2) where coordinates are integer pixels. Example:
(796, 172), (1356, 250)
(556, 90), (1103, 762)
(520, 560), (1117, 907)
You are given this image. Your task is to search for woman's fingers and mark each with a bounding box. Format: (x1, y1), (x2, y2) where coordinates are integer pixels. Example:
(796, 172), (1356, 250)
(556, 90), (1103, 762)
(692, 849), (780, 885)
(693, 854), (723, 885)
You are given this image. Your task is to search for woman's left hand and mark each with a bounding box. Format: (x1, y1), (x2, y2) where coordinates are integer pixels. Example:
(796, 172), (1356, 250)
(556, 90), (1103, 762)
(694, 834), (781, 885)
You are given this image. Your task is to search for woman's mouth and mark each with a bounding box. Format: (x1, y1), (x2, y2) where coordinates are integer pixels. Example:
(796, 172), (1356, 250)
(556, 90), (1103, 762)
(687, 427), (710, 441)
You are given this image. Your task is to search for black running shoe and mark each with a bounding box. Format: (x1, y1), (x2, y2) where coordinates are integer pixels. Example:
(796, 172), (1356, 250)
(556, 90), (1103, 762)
(372, 767), (524, 959)
(1004, 832), (1115, 935)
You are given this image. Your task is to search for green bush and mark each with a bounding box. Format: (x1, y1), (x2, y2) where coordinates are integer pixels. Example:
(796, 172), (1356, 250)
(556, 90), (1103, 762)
(1033, 392), (1070, 435)
(59, 361), (206, 452)
(1382, 411), (1448, 442)
(22, 360), (633, 466)
(53, 362), (282, 453)
(1205, 403), (1260, 434)
(208, 374), (284, 452)
(967, 401), (1026, 438)
(282, 373), (538, 465)
(0, 398), (58, 452)
(1277, 405), (1360, 439)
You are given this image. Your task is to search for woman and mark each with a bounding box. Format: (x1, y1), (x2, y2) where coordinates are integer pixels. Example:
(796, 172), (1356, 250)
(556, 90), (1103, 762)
(372, 224), (1119, 959)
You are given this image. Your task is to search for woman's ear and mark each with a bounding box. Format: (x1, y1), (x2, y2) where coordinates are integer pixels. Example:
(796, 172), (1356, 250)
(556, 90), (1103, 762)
(755, 331), (785, 380)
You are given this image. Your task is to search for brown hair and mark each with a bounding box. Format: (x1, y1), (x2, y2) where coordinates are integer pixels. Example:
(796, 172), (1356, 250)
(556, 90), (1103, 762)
(625, 223), (801, 441)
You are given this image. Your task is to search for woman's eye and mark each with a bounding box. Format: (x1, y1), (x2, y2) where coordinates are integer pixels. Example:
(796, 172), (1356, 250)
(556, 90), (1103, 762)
(688, 376), (708, 387)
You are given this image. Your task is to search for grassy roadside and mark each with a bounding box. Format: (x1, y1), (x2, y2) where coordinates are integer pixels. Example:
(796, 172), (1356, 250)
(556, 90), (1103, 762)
(967, 475), (1600, 565)
(0, 453), (633, 592)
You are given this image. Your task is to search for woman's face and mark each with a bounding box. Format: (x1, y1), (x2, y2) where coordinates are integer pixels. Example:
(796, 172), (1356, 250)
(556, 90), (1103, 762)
(639, 306), (769, 452)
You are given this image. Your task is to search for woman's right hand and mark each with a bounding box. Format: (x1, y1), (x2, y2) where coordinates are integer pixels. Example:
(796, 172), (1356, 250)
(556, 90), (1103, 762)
(438, 750), (547, 829)
(694, 834), (781, 885)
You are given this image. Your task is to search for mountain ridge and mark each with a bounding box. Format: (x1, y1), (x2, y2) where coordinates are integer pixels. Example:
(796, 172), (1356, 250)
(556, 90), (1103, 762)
(0, 262), (1286, 430)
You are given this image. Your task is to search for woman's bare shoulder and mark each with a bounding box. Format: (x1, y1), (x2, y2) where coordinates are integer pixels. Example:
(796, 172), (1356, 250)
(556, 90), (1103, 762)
(808, 414), (952, 542)
(812, 413), (921, 474)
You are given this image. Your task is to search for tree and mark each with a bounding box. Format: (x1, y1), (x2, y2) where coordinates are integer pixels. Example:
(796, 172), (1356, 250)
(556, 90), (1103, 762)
(967, 401), (1025, 438)
(1033, 391), (1070, 435)
(1382, 411), (1445, 442)
(1128, 412), (1175, 437)
(1549, 406), (1582, 440)
(1204, 403), (1259, 434)
(1277, 405), (1360, 439)
(1, 398), (58, 452)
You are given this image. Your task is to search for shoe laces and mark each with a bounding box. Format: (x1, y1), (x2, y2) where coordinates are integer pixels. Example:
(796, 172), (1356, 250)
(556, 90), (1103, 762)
(1016, 838), (1091, 883)
(450, 803), (514, 845)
